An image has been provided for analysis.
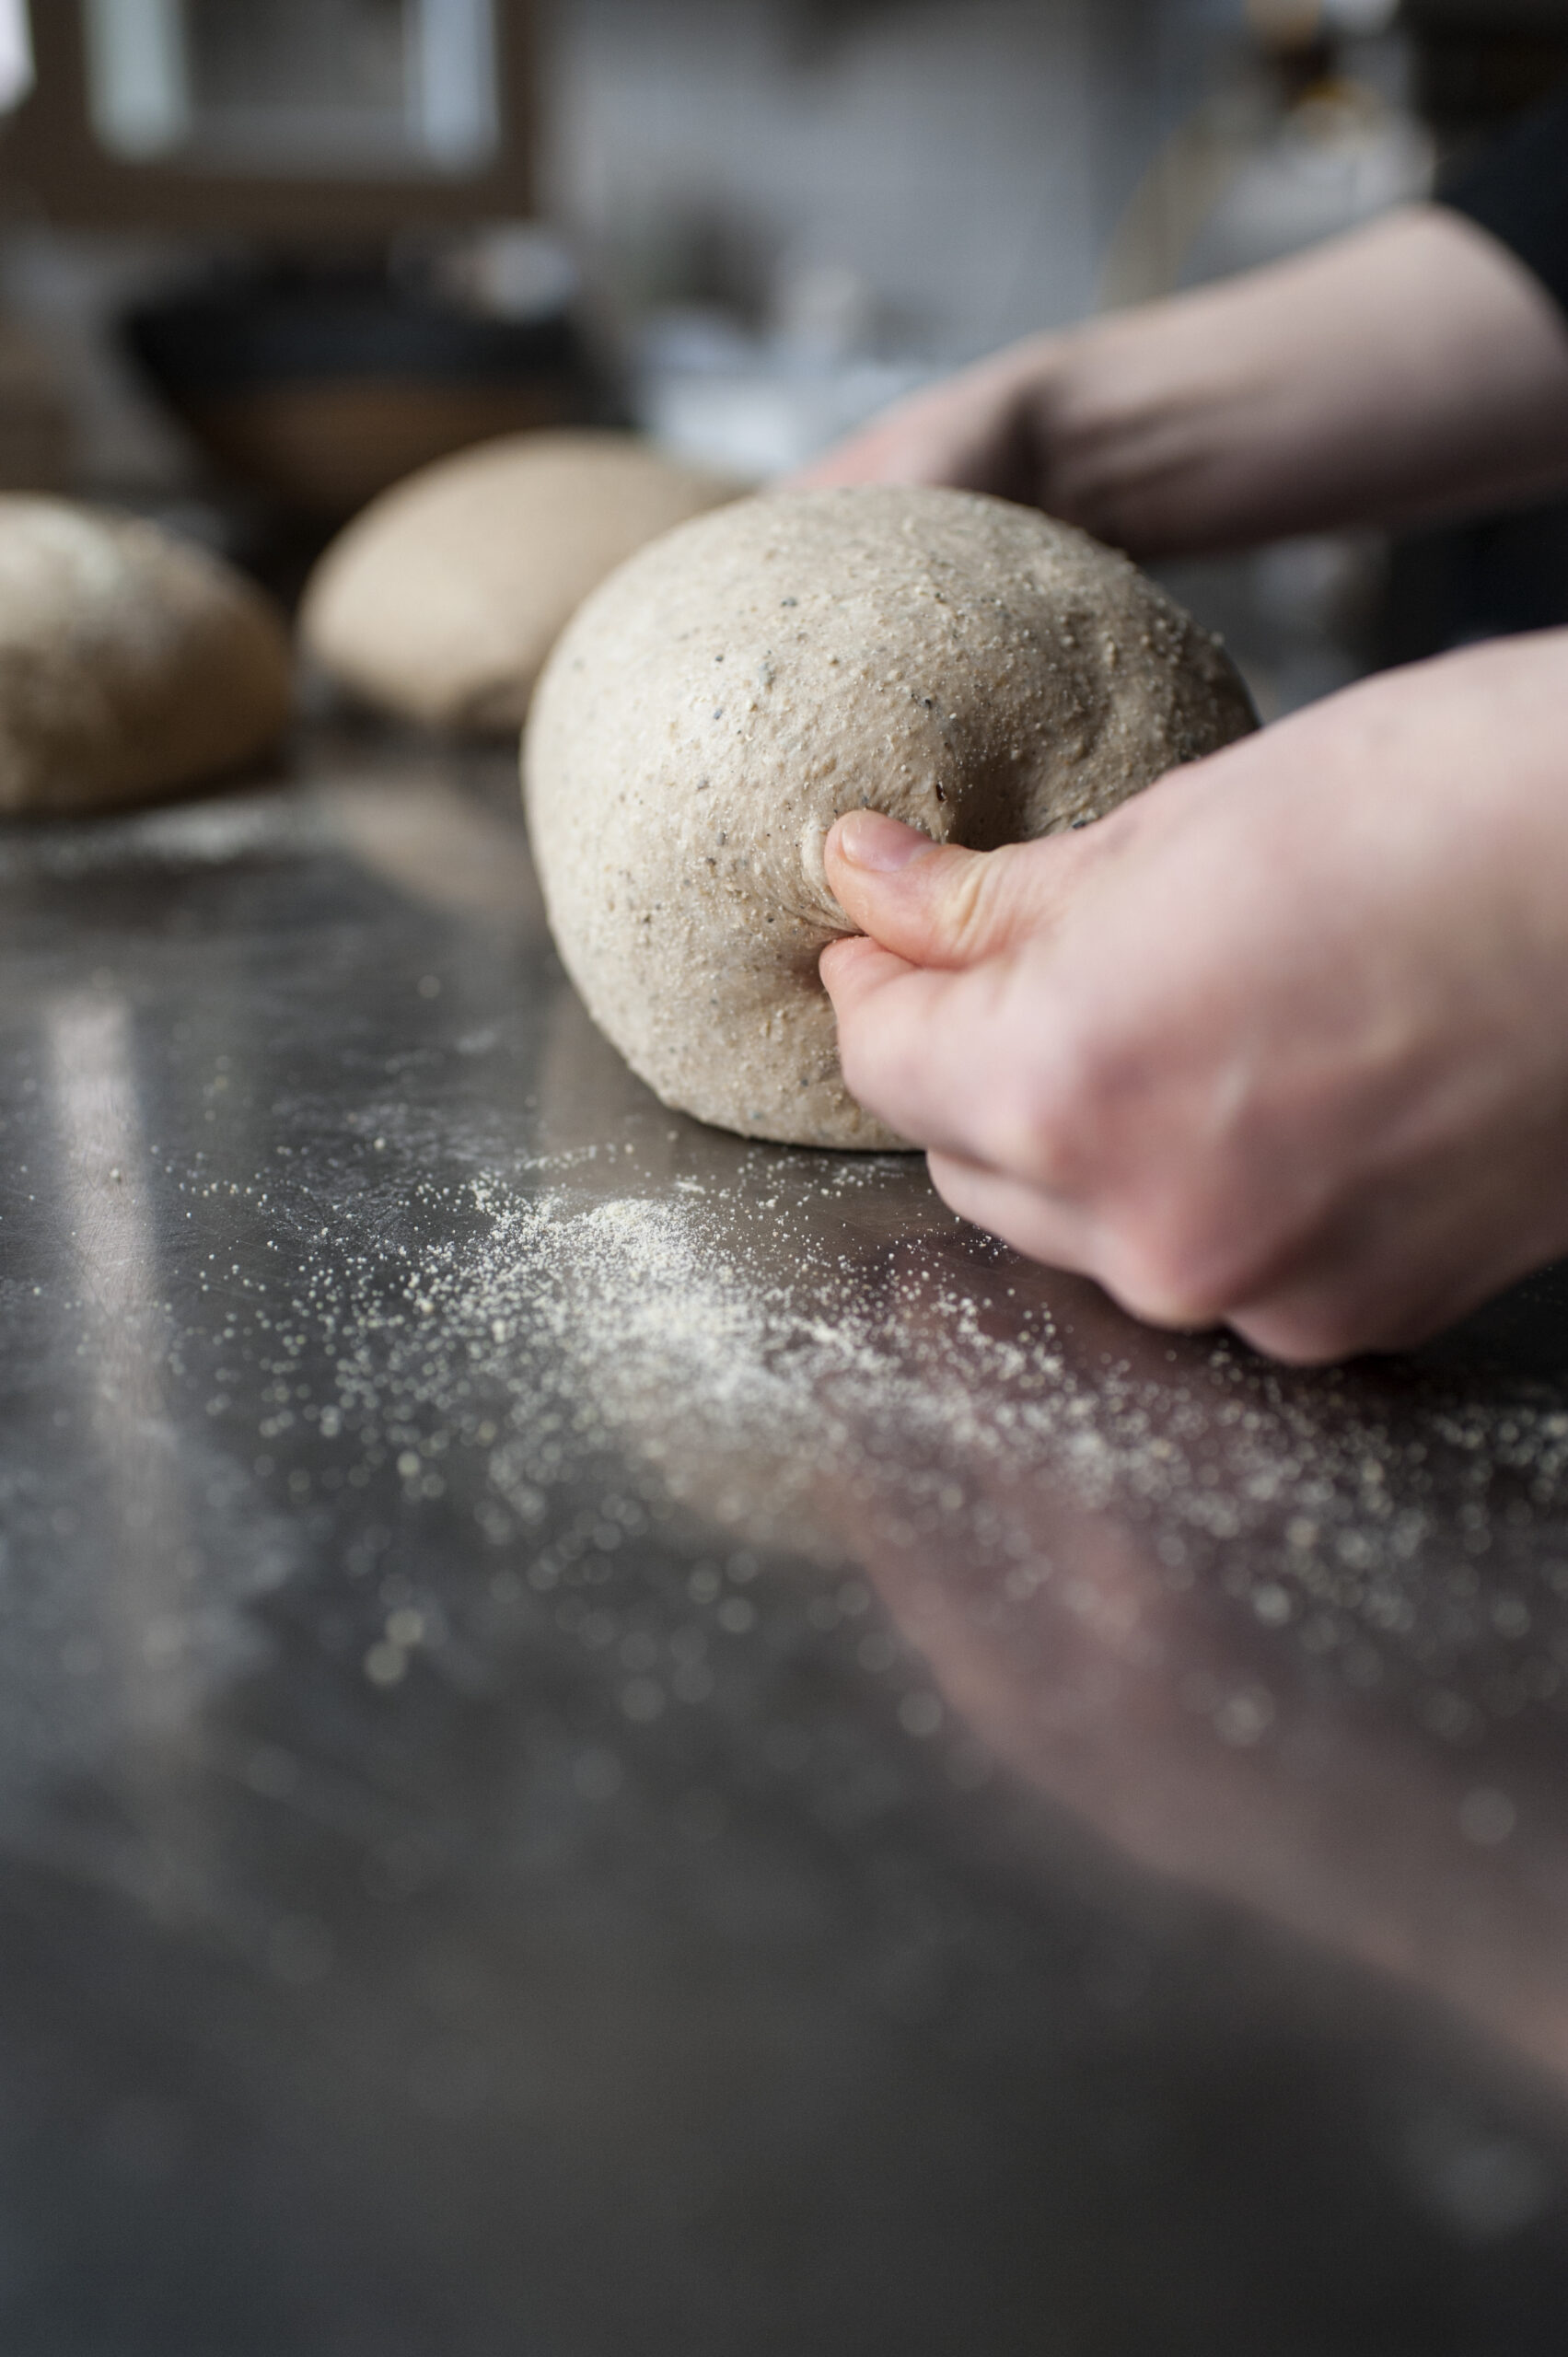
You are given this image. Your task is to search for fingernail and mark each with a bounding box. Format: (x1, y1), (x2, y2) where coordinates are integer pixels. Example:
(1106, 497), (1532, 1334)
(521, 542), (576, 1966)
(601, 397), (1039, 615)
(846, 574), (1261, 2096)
(832, 810), (935, 873)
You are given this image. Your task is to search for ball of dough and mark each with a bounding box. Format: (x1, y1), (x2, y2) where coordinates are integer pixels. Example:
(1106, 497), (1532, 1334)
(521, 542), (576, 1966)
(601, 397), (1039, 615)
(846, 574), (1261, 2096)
(299, 430), (743, 733)
(524, 485), (1258, 1150)
(0, 497), (290, 819)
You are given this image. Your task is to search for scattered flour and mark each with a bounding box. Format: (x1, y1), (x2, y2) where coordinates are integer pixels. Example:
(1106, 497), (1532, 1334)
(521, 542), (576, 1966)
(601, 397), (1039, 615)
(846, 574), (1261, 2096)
(254, 1150), (1568, 1749)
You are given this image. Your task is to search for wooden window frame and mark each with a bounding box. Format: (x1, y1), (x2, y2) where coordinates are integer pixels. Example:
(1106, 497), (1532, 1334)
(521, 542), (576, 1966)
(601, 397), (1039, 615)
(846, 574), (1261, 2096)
(1, 2), (536, 239)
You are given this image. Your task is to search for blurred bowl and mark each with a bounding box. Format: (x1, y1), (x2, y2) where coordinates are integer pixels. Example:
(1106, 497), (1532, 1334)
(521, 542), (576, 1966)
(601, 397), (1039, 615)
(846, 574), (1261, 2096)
(124, 263), (594, 521)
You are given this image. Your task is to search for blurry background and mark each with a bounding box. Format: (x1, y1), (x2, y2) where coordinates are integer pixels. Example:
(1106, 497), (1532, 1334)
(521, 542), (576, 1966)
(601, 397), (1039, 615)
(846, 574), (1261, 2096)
(0, 0), (1564, 712)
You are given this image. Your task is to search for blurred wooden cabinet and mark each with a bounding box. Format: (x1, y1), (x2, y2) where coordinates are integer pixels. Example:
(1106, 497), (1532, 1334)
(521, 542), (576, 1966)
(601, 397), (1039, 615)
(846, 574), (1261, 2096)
(1, 0), (536, 240)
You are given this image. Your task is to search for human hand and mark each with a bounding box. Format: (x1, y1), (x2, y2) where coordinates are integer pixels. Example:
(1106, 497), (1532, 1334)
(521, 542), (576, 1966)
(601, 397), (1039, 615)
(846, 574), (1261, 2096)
(820, 632), (1568, 1363)
(793, 207), (1568, 556)
(787, 332), (1065, 512)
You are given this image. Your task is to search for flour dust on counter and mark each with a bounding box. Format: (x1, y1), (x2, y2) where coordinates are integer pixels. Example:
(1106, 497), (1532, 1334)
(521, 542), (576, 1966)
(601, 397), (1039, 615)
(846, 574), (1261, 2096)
(152, 1037), (1568, 2056)
(7, 744), (1568, 2354)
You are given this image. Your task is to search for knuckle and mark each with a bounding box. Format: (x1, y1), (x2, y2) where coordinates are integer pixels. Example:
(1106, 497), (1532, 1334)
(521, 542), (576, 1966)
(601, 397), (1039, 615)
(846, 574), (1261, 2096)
(939, 855), (1002, 963)
(1103, 1239), (1227, 1333)
(935, 841), (1048, 966)
(975, 1061), (1081, 1191)
(1098, 1192), (1266, 1332)
(1230, 1306), (1365, 1366)
(1232, 1278), (1403, 1364)
(989, 1011), (1121, 1189)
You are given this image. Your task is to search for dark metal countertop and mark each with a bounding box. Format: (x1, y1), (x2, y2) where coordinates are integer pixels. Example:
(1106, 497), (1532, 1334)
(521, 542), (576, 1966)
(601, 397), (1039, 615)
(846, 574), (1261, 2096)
(6, 728), (1568, 2354)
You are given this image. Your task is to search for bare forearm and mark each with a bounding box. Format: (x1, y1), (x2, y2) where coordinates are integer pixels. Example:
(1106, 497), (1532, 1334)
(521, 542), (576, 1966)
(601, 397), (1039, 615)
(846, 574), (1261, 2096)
(1043, 206), (1568, 553)
(801, 206), (1568, 559)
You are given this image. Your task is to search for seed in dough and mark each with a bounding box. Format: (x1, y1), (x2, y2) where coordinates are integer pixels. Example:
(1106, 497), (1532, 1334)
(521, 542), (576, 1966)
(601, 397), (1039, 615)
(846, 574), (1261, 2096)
(300, 430), (743, 733)
(523, 484), (1258, 1149)
(0, 497), (290, 819)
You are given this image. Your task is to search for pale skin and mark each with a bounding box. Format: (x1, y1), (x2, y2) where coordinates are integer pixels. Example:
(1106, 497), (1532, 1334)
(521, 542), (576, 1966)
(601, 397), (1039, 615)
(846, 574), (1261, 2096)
(797, 204), (1568, 1362)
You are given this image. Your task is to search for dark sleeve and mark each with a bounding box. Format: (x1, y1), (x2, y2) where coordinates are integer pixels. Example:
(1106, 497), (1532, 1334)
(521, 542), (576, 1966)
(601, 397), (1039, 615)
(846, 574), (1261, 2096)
(1441, 89), (1568, 317)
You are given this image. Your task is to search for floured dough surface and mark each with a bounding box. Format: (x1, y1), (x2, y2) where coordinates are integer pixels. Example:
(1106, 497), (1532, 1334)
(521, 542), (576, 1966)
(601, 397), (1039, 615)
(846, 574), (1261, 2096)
(0, 498), (290, 819)
(300, 430), (743, 732)
(524, 485), (1258, 1149)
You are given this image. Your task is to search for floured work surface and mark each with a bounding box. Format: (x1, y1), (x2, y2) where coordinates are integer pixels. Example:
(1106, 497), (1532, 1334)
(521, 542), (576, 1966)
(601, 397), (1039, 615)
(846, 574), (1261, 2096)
(6, 726), (1568, 2355)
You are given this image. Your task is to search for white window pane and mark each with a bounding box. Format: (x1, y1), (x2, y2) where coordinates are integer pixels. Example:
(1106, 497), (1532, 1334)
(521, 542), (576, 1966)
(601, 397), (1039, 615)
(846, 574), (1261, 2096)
(0, 0), (34, 115)
(83, 0), (190, 160)
(418, 0), (499, 170)
(80, 0), (500, 179)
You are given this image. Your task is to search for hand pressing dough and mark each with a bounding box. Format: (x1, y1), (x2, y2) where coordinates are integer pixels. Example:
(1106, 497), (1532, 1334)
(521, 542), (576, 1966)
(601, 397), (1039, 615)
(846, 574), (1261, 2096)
(0, 498), (290, 819)
(299, 430), (743, 733)
(524, 484), (1258, 1149)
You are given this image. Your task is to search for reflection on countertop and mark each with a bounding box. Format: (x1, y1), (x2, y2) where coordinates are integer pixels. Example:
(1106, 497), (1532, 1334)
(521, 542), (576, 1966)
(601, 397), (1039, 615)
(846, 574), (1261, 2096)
(4, 730), (1568, 2353)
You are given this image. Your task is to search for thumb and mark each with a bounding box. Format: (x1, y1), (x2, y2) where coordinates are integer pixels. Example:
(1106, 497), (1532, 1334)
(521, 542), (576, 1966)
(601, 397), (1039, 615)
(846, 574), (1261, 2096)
(823, 809), (1082, 970)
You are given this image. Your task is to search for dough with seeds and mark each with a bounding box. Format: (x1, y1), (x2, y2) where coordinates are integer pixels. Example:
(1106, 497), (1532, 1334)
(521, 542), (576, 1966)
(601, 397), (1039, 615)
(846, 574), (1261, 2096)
(0, 497), (290, 819)
(525, 484), (1257, 1148)
(301, 431), (742, 732)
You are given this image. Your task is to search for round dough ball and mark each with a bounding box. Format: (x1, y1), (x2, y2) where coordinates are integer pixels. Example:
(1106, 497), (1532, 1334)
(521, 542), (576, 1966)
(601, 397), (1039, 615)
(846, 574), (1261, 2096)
(299, 430), (743, 733)
(524, 485), (1258, 1150)
(0, 498), (290, 819)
